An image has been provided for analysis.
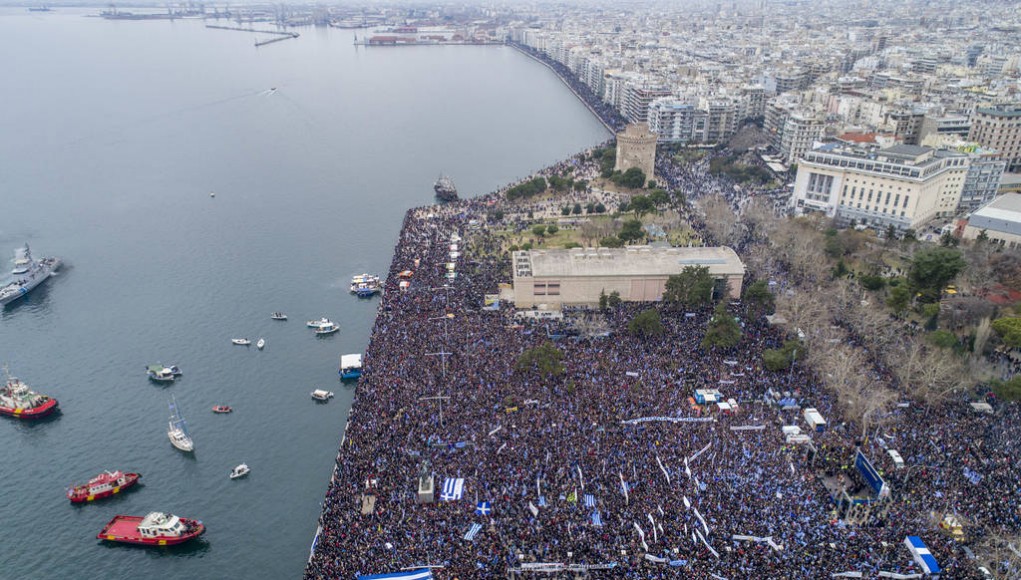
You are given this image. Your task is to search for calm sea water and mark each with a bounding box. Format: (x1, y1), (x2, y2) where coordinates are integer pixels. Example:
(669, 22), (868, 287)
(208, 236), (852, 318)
(0, 10), (607, 578)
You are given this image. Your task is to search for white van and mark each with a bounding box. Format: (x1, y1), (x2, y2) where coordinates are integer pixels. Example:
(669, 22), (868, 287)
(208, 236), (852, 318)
(887, 449), (905, 469)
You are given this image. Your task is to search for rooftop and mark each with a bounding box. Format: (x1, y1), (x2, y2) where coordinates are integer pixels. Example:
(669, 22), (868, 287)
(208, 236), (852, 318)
(519, 246), (745, 278)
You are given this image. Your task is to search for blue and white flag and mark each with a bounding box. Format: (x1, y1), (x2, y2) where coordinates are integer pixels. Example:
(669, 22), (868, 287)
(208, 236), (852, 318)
(962, 467), (983, 485)
(441, 478), (464, 501)
(357, 569), (434, 580)
(537, 495), (547, 507)
(464, 523), (483, 541)
(591, 511), (603, 526)
(475, 501), (492, 516)
(584, 494), (595, 508)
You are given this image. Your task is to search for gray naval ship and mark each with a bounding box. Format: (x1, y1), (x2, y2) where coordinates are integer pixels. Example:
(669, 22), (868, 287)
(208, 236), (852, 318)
(0, 244), (62, 307)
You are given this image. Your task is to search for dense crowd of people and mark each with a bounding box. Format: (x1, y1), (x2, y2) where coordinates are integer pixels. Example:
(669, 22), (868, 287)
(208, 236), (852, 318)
(303, 174), (1016, 578)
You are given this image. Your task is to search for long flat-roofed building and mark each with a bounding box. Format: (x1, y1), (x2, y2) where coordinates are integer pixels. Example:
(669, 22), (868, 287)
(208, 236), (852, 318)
(511, 246), (745, 309)
(961, 194), (1021, 248)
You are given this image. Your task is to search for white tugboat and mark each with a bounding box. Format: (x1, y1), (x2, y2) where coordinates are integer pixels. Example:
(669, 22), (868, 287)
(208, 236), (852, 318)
(311, 389), (334, 402)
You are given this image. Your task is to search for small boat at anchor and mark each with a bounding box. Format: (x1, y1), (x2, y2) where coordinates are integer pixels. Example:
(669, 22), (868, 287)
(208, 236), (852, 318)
(167, 396), (193, 452)
(229, 464), (250, 479)
(311, 389), (334, 401)
(339, 354), (363, 380)
(231, 338), (251, 346)
(314, 321), (340, 335)
(211, 405), (232, 414)
(306, 317), (330, 328)
(67, 470), (141, 503)
(146, 364), (179, 383)
(97, 512), (205, 546)
(270, 312), (287, 320)
(256, 338), (265, 350)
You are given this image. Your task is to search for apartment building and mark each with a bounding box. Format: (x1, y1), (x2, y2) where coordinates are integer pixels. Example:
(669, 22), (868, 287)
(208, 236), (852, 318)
(969, 105), (1021, 172)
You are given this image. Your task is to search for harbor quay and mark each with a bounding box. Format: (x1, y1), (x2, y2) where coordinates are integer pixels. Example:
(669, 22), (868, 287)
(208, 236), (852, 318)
(304, 151), (994, 578)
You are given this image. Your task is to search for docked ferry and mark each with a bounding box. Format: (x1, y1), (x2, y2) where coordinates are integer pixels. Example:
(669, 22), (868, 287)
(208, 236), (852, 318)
(0, 369), (59, 419)
(0, 244), (62, 307)
(97, 512), (205, 546)
(350, 274), (381, 296)
(67, 470), (141, 503)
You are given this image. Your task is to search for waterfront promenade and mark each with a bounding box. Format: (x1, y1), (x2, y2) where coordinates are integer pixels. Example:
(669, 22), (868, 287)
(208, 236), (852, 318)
(304, 157), (1007, 577)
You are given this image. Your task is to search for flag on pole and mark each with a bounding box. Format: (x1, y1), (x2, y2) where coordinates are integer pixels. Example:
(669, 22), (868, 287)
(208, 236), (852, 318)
(528, 502), (539, 517)
(591, 511), (602, 526)
(441, 478), (464, 501)
(583, 494), (595, 508)
(463, 523), (483, 541)
(475, 501), (492, 516)
(567, 490), (578, 504)
(538, 495), (547, 507)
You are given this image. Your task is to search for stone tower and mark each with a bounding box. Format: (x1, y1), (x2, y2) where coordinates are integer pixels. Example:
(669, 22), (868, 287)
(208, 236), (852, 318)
(614, 123), (658, 185)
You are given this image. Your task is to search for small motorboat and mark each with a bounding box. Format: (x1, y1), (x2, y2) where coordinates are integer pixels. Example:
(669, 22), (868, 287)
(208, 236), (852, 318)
(339, 354), (363, 380)
(311, 389), (334, 401)
(270, 312), (287, 320)
(314, 322), (340, 335)
(211, 405), (232, 414)
(229, 464), (250, 480)
(256, 338), (265, 350)
(67, 470), (141, 503)
(168, 365), (182, 376)
(306, 317), (330, 328)
(147, 364), (176, 383)
(231, 338), (251, 346)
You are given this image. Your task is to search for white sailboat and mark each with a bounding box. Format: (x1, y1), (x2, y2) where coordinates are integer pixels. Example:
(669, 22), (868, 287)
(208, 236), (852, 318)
(167, 396), (194, 452)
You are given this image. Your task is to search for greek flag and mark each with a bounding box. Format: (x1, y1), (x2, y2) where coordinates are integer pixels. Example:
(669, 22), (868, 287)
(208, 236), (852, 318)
(591, 511), (602, 526)
(475, 501), (492, 516)
(584, 494), (595, 508)
(962, 467), (983, 485)
(441, 478), (464, 501)
(537, 495), (547, 507)
(357, 569), (434, 580)
(464, 523), (483, 541)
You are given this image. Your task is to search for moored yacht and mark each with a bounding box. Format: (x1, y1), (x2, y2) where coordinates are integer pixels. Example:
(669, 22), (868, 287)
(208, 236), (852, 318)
(167, 397), (193, 452)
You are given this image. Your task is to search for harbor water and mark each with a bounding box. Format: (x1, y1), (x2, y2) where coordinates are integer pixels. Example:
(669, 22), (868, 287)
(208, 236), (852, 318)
(0, 9), (608, 578)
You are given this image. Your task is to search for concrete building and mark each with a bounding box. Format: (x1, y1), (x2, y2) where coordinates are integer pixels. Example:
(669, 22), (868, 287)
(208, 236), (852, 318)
(919, 114), (971, 142)
(961, 194), (1021, 248)
(621, 82), (672, 123)
(648, 98), (700, 143)
(792, 144), (969, 232)
(779, 112), (825, 165)
(614, 123), (658, 182)
(969, 105), (1021, 173)
(511, 246), (745, 309)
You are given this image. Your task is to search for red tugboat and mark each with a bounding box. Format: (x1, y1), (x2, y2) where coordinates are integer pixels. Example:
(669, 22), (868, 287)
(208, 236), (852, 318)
(97, 512), (205, 546)
(67, 470), (141, 503)
(0, 367), (59, 419)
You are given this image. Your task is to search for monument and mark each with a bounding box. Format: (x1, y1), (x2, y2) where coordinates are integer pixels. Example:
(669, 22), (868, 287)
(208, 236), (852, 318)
(614, 122), (658, 186)
(416, 460), (434, 504)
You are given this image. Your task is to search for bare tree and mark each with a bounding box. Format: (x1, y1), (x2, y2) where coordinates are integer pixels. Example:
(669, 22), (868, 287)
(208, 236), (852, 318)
(817, 343), (897, 438)
(975, 532), (1021, 579)
(889, 338), (968, 408)
(697, 193), (742, 247)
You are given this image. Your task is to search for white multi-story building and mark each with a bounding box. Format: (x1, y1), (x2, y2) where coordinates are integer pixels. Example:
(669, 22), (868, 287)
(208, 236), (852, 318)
(792, 144), (969, 232)
(969, 104), (1021, 173)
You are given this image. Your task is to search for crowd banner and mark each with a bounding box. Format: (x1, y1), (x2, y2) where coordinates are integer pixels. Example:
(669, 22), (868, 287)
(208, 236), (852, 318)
(622, 416), (715, 425)
(689, 442), (712, 463)
(357, 570), (434, 580)
(904, 536), (941, 575)
(656, 455), (671, 484)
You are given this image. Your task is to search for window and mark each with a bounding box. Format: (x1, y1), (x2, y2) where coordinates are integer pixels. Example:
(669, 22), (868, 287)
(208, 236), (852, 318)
(903, 195), (910, 208)
(547, 282), (561, 296)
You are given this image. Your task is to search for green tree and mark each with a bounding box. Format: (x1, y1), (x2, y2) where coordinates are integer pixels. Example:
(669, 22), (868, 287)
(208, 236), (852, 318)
(629, 195), (655, 218)
(611, 167), (646, 188)
(572, 203), (583, 215)
(618, 219), (645, 242)
(909, 247), (966, 296)
(573, 180), (588, 192)
(990, 376), (1021, 401)
(648, 189), (669, 206)
(628, 309), (665, 337)
(514, 341), (565, 378)
(859, 275), (886, 291)
(702, 303), (742, 349)
(561, 206), (572, 216)
(546, 224), (559, 235)
(585, 202), (595, 214)
(887, 285), (912, 313)
(664, 265), (715, 307)
(976, 229), (989, 243)
(823, 232), (845, 259)
(742, 280), (775, 317)
(532, 224), (547, 237)
(992, 317), (1021, 348)
(598, 289), (609, 311)
(762, 340), (803, 371)
(647, 180), (657, 189)
(599, 236), (625, 248)
(939, 231), (959, 247)
(594, 202), (606, 214)
(607, 291), (622, 308)
(927, 330), (958, 349)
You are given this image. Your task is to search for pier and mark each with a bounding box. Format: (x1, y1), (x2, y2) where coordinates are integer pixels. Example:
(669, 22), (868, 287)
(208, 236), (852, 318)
(206, 24), (294, 36)
(255, 32), (299, 47)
